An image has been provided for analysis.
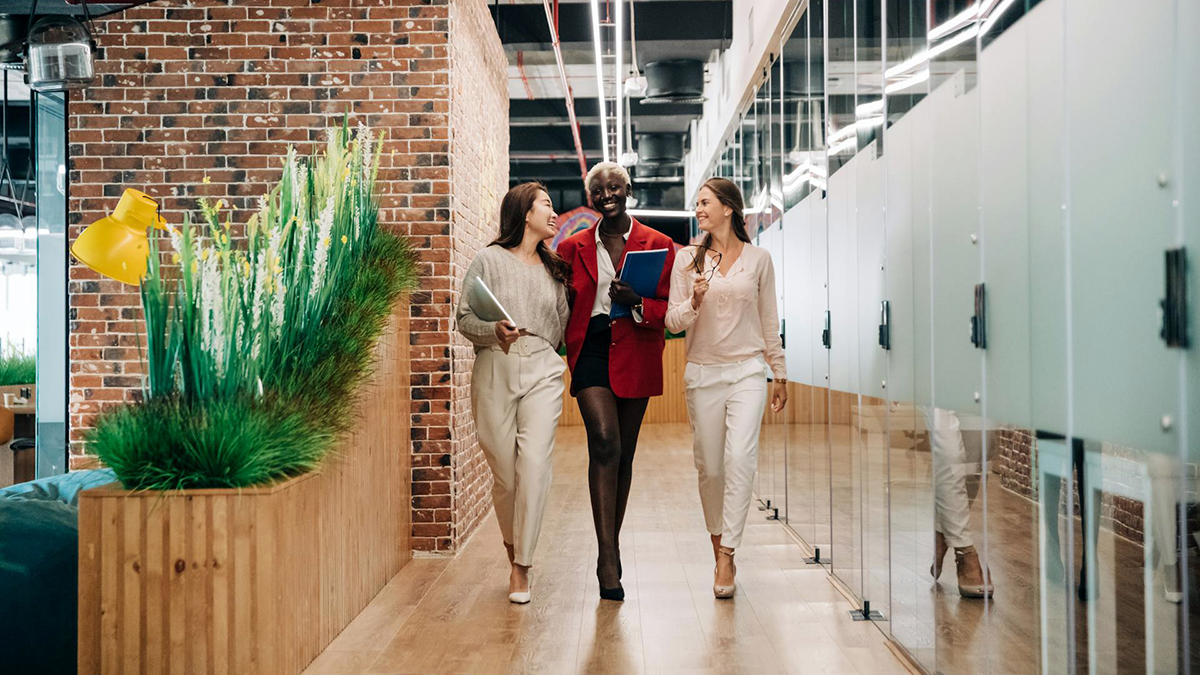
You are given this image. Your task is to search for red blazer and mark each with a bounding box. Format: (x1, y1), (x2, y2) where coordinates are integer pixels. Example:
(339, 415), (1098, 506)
(558, 219), (676, 399)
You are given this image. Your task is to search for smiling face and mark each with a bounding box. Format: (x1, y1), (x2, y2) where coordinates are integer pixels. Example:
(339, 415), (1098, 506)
(587, 168), (630, 220)
(524, 190), (558, 242)
(694, 185), (731, 233)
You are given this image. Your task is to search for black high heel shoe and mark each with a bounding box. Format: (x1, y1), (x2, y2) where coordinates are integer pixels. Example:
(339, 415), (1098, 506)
(599, 585), (625, 601)
(597, 565), (624, 601)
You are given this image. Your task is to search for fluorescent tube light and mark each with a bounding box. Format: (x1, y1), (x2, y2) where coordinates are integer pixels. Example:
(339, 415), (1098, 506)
(629, 209), (696, 219)
(590, 0), (609, 163)
(615, 0), (624, 163)
(928, 3), (979, 41)
(886, 24), (980, 78)
(885, 69), (930, 94)
(981, 0), (1020, 35)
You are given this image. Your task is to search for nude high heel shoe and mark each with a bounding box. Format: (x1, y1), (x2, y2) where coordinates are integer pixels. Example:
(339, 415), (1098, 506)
(955, 547), (994, 599)
(714, 547), (737, 599)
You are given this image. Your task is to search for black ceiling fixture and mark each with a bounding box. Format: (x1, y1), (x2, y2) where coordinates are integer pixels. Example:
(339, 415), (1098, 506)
(636, 133), (683, 165)
(641, 60), (705, 105)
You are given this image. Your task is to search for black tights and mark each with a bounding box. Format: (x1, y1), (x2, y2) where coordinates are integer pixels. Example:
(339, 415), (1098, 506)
(577, 386), (649, 589)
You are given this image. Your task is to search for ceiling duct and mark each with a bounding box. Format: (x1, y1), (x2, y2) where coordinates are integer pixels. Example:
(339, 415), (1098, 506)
(782, 59), (824, 100)
(641, 60), (705, 105)
(634, 163), (682, 179)
(637, 133), (683, 166)
(632, 187), (664, 209)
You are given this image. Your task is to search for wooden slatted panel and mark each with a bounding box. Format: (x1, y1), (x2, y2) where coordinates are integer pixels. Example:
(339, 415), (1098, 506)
(557, 346), (858, 428)
(780, 383), (856, 426)
(559, 338), (689, 426)
(78, 302), (412, 675)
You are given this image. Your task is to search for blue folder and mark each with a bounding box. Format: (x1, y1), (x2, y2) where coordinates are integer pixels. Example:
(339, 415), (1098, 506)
(610, 248), (669, 320)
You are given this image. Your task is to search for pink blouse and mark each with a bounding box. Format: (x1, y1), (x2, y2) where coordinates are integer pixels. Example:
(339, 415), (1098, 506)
(665, 243), (786, 379)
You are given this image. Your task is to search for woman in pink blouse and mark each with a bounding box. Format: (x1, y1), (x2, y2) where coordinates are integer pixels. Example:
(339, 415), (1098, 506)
(665, 177), (787, 599)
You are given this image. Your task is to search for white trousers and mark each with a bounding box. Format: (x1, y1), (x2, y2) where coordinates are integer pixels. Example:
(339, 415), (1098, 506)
(922, 406), (975, 549)
(471, 336), (566, 566)
(683, 356), (769, 550)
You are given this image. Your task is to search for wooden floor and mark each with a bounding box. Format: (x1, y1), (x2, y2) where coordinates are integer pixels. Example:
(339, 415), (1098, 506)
(302, 424), (913, 675)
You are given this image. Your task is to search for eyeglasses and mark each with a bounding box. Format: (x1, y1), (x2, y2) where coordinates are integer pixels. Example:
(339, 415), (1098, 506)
(695, 246), (723, 282)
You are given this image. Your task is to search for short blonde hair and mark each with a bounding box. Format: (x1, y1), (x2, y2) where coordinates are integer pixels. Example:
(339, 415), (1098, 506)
(584, 161), (631, 191)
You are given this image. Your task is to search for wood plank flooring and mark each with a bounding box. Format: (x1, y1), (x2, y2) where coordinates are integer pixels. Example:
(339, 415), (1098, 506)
(303, 424), (913, 675)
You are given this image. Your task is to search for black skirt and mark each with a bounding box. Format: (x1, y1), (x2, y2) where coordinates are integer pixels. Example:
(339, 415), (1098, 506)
(571, 314), (612, 396)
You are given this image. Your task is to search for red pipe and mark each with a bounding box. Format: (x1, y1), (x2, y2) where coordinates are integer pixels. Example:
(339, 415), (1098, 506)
(516, 51), (535, 100)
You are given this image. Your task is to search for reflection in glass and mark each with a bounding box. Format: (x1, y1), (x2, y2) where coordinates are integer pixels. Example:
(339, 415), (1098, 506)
(705, 1), (1197, 673)
(1, 74), (42, 488)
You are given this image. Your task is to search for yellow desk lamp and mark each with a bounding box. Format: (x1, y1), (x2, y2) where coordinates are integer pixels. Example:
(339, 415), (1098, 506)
(71, 188), (168, 285)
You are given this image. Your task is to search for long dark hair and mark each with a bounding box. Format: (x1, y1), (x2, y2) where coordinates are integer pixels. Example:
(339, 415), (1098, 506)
(692, 177), (752, 275)
(491, 182), (571, 284)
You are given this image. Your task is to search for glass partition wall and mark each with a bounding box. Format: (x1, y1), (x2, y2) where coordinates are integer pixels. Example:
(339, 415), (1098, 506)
(705, 1), (1200, 672)
(0, 72), (67, 488)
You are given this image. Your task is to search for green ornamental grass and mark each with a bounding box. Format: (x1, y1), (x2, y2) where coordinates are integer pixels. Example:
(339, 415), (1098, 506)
(89, 119), (417, 490)
(0, 350), (36, 387)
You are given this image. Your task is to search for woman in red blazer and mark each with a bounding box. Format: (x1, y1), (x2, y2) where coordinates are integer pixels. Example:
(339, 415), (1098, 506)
(557, 162), (675, 601)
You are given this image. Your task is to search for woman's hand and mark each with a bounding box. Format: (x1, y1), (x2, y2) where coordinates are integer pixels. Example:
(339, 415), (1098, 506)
(770, 380), (789, 413)
(494, 320), (521, 354)
(691, 275), (709, 309)
(608, 279), (641, 307)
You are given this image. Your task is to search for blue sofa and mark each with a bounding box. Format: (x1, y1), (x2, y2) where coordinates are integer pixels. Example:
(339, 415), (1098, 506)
(0, 469), (116, 674)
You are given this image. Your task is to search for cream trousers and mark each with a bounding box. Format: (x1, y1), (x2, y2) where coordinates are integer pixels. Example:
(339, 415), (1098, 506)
(923, 406), (975, 549)
(471, 336), (566, 566)
(683, 355), (769, 550)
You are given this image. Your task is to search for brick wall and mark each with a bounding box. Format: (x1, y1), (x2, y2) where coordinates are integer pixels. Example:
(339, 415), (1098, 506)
(996, 427), (1036, 500)
(67, 0), (506, 555)
(407, 0), (508, 554)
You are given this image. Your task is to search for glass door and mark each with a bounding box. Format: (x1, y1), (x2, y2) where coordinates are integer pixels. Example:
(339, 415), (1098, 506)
(33, 89), (67, 479)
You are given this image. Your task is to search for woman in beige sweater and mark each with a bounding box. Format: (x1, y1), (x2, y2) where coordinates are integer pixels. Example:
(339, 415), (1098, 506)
(456, 182), (570, 604)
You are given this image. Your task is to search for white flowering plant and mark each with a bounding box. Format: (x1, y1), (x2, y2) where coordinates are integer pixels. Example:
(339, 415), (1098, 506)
(91, 119), (417, 490)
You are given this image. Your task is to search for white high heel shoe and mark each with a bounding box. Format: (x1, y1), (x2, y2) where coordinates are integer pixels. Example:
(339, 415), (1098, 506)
(509, 564), (531, 604)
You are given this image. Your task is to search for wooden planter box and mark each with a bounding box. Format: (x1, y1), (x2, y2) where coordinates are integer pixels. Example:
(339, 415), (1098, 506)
(78, 304), (412, 675)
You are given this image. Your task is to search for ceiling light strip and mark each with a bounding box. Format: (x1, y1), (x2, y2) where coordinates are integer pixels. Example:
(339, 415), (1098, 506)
(885, 69), (930, 95)
(980, 0), (1020, 36)
(628, 208), (695, 219)
(928, 2), (979, 42)
(614, 0), (624, 163)
(589, 0), (610, 163)
(886, 23), (980, 78)
(543, 0), (589, 180)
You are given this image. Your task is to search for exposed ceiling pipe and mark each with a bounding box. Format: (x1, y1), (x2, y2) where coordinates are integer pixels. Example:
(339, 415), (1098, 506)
(516, 50), (534, 100)
(542, 0), (589, 183)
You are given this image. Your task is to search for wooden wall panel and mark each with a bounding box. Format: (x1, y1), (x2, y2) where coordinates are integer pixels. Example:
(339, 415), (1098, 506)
(78, 302), (412, 675)
(555, 346), (860, 428)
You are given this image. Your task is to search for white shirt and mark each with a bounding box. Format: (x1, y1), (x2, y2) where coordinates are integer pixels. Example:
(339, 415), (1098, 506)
(590, 225), (630, 318)
(665, 243), (787, 379)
